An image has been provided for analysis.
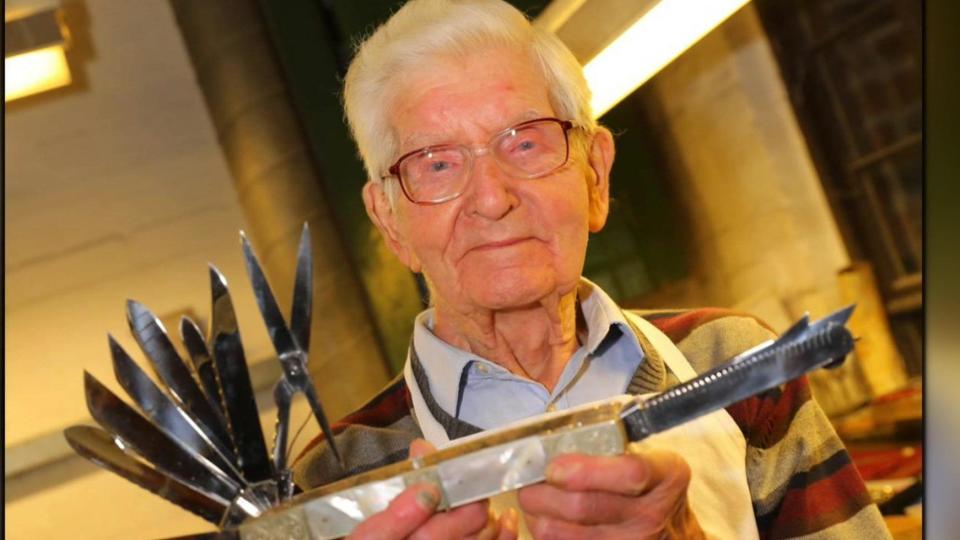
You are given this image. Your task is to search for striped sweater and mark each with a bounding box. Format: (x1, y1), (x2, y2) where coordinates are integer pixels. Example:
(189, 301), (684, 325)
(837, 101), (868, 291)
(293, 308), (889, 539)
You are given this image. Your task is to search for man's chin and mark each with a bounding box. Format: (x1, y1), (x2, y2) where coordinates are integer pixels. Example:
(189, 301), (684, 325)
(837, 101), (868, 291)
(462, 272), (565, 311)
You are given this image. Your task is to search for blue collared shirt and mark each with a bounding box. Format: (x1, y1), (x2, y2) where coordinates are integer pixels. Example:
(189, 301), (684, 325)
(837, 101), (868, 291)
(411, 279), (645, 429)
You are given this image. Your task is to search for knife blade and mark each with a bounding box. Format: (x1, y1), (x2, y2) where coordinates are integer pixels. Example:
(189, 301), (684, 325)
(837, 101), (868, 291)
(180, 316), (230, 428)
(109, 335), (243, 484)
(127, 300), (233, 452)
(208, 265), (274, 485)
(230, 306), (859, 539)
(620, 305), (856, 441)
(64, 425), (228, 525)
(84, 370), (246, 507)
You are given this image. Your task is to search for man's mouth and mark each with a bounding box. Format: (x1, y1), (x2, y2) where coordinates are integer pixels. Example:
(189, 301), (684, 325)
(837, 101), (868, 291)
(470, 237), (533, 251)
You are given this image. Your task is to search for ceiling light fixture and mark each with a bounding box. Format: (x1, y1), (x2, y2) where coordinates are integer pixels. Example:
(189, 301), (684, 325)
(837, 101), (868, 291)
(5, 7), (72, 102)
(582, 0), (751, 118)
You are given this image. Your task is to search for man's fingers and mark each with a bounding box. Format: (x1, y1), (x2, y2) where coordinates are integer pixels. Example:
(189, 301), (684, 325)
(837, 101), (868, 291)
(409, 438), (436, 458)
(347, 483), (441, 539)
(408, 500), (490, 540)
(517, 483), (635, 524)
(498, 508), (520, 540)
(473, 508), (519, 540)
(525, 514), (591, 540)
(490, 508), (520, 540)
(545, 449), (691, 496)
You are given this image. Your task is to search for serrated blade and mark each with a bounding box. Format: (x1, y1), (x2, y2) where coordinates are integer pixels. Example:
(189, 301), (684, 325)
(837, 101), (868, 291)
(180, 316), (229, 427)
(621, 306), (857, 441)
(127, 300), (233, 451)
(84, 371), (244, 506)
(64, 425), (227, 524)
(109, 335), (243, 484)
(208, 265), (273, 484)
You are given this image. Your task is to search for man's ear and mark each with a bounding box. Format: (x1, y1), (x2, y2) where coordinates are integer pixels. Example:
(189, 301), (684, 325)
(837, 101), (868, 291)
(362, 181), (422, 272)
(586, 127), (614, 232)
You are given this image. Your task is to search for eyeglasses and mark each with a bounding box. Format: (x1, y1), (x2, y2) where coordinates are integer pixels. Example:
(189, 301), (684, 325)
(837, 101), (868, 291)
(384, 117), (574, 205)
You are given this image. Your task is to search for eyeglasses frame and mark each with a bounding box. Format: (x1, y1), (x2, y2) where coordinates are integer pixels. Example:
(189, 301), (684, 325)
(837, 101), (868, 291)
(382, 117), (575, 205)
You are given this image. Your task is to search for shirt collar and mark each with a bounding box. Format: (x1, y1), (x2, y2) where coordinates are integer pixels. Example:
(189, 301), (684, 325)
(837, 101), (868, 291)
(576, 277), (640, 354)
(410, 277), (642, 416)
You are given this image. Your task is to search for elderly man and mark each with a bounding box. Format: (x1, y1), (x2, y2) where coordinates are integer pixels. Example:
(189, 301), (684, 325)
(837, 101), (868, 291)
(293, 0), (889, 538)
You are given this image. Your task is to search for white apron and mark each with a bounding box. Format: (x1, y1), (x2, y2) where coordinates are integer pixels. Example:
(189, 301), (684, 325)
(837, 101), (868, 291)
(403, 311), (759, 539)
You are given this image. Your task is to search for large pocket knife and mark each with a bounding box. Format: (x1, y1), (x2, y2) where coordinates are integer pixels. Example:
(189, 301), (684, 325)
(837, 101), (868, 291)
(64, 225), (856, 539)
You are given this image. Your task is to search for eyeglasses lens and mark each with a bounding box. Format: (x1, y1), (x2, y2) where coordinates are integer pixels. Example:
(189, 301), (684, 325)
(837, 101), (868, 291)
(399, 119), (568, 203)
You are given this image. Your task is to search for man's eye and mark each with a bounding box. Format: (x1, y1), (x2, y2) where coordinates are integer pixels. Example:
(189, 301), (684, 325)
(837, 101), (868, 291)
(507, 138), (539, 155)
(429, 160), (452, 172)
(516, 140), (537, 152)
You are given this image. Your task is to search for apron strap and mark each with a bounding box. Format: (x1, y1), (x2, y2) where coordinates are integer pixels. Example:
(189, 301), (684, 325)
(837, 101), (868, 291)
(622, 310), (698, 383)
(409, 344), (483, 441)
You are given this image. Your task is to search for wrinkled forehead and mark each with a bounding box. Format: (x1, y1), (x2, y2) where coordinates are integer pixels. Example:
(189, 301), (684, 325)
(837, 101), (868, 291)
(384, 46), (554, 150)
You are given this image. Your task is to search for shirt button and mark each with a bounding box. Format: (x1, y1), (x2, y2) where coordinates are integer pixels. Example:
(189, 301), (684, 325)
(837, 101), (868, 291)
(546, 404), (557, 412)
(476, 364), (489, 375)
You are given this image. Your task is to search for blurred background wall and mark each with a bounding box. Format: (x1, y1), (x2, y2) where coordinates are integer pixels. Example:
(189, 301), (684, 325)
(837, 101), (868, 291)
(4, 0), (922, 538)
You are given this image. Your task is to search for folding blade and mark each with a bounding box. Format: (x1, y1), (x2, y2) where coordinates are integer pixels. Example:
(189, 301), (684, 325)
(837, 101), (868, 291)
(290, 224), (312, 355)
(127, 300), (233, 451)
(109, 335), (243, 484)
(621, 306), (857, 441)
(776, 313), (810, 343)
(84, 371), (245, 506)
(64, 425), (228, 525)
(209, 265), (274, 484)
(180, 316), (229, 425)
(239, 232), (302, 357)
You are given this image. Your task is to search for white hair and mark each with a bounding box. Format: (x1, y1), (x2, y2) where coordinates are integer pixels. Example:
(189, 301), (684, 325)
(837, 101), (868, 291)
(343, 0), (596, 203)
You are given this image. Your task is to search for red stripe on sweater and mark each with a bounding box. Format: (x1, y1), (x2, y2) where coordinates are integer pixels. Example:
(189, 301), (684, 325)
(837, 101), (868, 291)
(726, 377), (812, 449)
(763, 461), (873, 538)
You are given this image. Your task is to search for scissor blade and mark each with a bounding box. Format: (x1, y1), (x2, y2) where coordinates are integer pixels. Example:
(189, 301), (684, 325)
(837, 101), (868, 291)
(302, 383), (344, 469)
(240, 232), (302, 356)
(127, 300), (233, 450)
(83, 371), (244, 506)
(240, 231), (342, 469)
(209, 265), (274, 484)
(290, 224), (312, 355)
(109, 335), (243, 484)
(65, 425), (228, 525)
(180, 316), (229, 425)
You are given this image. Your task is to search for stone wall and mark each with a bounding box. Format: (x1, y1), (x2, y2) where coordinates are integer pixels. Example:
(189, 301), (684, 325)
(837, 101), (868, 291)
(637, 5), (907, 414)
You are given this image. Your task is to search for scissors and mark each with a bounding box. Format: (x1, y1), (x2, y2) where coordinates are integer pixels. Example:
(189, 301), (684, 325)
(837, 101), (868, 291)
(241, 224), (343, 497)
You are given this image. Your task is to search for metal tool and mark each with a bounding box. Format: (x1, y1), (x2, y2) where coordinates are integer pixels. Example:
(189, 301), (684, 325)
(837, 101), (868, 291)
(64, 224), (857, 539)
(239, 225), (343, 498)
(65, 425), (230, 525)
(127, 300), (234, 455)
(208, 265), (274, 487)
(109, 335), (243, 484)
(232, 304), (856, 539)
(83, 371), (260, 518)
(180, 315), (228, 423)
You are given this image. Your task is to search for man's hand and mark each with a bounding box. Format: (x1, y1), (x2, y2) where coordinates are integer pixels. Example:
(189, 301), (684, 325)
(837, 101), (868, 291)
(517, 448), (705, 540)
(347, 439), (519, 540)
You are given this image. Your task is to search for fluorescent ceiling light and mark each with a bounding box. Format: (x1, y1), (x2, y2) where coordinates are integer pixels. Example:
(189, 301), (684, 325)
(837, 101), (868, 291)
(5, 44), (72, 101)
(5, 7), (72, 102)
(584, 0), (751, 118)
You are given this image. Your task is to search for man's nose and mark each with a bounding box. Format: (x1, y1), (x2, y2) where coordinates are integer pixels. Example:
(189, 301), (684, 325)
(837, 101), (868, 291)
(464, 152), (518, 220)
